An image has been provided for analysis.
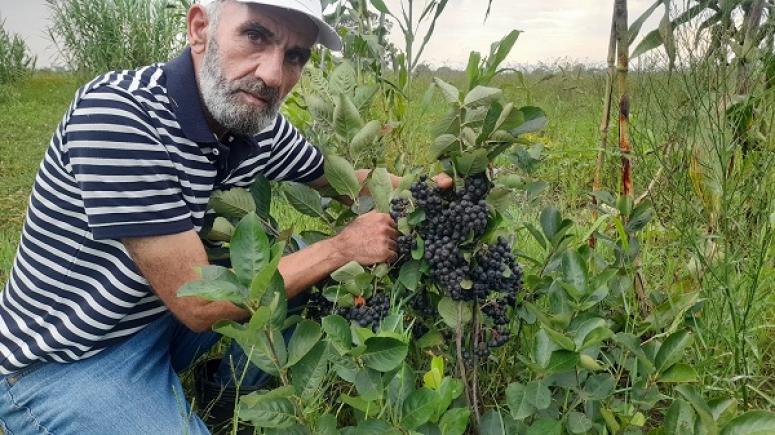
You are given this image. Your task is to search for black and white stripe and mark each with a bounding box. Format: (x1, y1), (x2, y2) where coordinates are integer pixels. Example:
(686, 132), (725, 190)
(0, 59), (324, 375)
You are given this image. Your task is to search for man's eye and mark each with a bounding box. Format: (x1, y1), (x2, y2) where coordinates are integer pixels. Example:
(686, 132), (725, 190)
(286, 52), (310, 66)
(246, 31), (265, 42)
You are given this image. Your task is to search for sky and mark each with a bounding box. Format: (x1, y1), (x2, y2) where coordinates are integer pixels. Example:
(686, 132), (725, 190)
(0, 0), (663, 69)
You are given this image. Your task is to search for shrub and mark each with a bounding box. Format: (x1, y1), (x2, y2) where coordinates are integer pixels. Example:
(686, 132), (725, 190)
(45, 0), (189, 77)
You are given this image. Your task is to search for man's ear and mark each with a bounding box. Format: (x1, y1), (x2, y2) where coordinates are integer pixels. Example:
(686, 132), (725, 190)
(188, 4), (210, 55)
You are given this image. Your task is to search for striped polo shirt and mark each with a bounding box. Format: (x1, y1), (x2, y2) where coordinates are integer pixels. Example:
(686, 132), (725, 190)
(0, 48), (324, 375)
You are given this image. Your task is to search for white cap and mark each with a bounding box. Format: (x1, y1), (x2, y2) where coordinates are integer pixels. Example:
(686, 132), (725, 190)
(198, 0), (342, 51)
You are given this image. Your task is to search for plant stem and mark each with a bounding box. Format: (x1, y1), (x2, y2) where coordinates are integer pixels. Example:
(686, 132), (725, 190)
(471, 303), (481, 428)
(454, 306), (473, 415)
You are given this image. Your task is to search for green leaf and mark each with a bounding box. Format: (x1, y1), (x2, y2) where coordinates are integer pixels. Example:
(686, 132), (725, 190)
(351, 120), (382, 155)
(545, 350), (578, 373)
(631, 28), (664, 59)
(439, 408), (470, 435)
(433, 77), (460, 103)
(338, 393), (376, 417)
(540, 207), (561, 241)
(331, 261), (366, 283)
(333, 93), (365, 139)
(525, 380), (551, 410)
(250, 241), (285, 300)
(209, 188), (256, 219)
(527, 418), (562, 435)
(510, 106), (547, 136)
(329, 61), (357, 96)
(323, 315), (352, 355)
(477, 102), (504, 145)
(325, 154), (361, 201)
(305, 94), (332, 124)
(463, 86), (502, 108)
(283, 182), (327, 219)
(370, 0), (391, 14)
(402, 388), (437, 429)
(206, 216), (234, 242)
(399, 260), (422, 291)
(354, 419), (400, 434)
(423, 356), (444, 390)
(675, 385), (717, 434)
(316, 413), (340, 435)
(626, 200), (654, 232)
(664, 399), (697, 435)
(285, 319), (323, 367)
(489, 30), (521, 73)
(361, 337), (408, 372)
(367, 167), (392, 213)
(533, 328), (557, 368)
(177, 278), (248, 305)
(260, 275), (287, 329)
(561, 249), (588, 300)
(355, 367), (383, 402)
(249, 175), (272, 219)
(721, 411), (775, 435)
(658, 363), (699, 383)
(247, 328), (287, 376)
(655, 330), (693, 371)
(231, 213), (271, 286)
(628, 0), (661, 46)
(434, 377), (464, 422)
(387, 363), (415, 411)
(291, 341), (329, 398)
(238, 393), (296, 428)
(453, 149), (489, 176)
(566, 412), (592, 434)
(431, 134), (459, 160)
(582, 374), (616, 400)
(506, 382), (536, 420)
(437, 297), (472, 328)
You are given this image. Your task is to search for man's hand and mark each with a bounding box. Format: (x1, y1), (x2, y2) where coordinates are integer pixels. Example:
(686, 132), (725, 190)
(331, 211), (398, 265)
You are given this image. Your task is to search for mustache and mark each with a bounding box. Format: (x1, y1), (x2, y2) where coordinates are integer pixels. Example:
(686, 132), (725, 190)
(231, 78), (279, 106)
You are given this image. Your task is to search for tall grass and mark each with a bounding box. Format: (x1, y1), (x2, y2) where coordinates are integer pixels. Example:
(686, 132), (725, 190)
(0, 17), (36, 102)
(0, 18), (35, 85)
(634, 21), (775, 407)
(45, 0), (189, 77)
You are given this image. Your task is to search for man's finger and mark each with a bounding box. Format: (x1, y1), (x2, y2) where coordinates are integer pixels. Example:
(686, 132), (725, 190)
(432, 173), (454, 190)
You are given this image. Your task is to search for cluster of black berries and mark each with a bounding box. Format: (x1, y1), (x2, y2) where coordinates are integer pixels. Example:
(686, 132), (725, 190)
(338, 293), (390, 330)
(470, 237), (522, 305)
(305, 290), (334, 321)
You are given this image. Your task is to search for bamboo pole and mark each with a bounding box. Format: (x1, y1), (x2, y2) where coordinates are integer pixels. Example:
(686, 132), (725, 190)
(590, 2), (619, 248)
(614, 0), (632, 197)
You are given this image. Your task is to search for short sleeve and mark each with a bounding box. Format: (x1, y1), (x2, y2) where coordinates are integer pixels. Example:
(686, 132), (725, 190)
(260, 115), (324, 183)
(62, 85), (194, 240)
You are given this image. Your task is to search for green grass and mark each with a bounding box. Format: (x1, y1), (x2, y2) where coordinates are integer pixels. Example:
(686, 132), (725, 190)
(0, 72), (80, 284)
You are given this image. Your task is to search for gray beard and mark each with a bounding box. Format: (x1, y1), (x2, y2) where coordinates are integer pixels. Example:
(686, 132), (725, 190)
(199, 38), (281, 136)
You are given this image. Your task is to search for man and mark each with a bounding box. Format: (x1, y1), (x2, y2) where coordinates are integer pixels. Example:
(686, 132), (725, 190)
(0, 1), (449, 433)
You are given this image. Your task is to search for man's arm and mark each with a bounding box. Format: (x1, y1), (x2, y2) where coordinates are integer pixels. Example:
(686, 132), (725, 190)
(122, 211), (397, 333)
(309, 169), (452, 193)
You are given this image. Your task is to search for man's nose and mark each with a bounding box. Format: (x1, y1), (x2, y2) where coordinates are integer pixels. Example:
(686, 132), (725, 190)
(254, 48), (284, 90)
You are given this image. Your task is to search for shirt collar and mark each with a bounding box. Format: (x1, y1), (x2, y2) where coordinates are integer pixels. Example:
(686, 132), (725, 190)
(163, 47), (218, 144)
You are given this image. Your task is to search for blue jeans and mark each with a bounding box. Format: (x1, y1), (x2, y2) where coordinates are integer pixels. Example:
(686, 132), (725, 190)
(0, 312), (268, 435)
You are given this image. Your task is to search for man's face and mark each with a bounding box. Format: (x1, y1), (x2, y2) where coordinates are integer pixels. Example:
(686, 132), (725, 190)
(198, 1), (317, 136)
